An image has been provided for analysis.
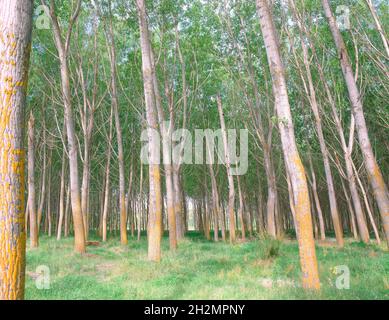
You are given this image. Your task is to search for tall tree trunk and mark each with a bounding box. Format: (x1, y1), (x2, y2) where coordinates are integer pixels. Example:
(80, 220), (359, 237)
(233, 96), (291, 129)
(263, 146), (277, 238)
(151, 49), (177, 250)
(217, 96), (236, 243)
(28, 113), (38, 247)
(208, 162), (220, 242)
(37, 121), (46, 231)
(0, 0), (33, 300)
(173, 168), (185, 240)
(237, 175), (246, 241)
(353, 163), (381, 244)
(307, 154), (325, 241)
(48, 0), (85, 253)
(57, 146), (66, 240)
(322, 0), (389, 245)
(126, 164), (134, 238)
(256, 0), (320, 289)
(64, 183), (70, 237)
(137, 0), (163, 262)
(206, 139), (221, 242)
(81, 143), (91, 239)
(102, 108), (114, 242)
(340, 176), (358, 239)
(103, 8), (128, 246)
(173, 26), (188, 241)
(46, 153), (52, 237)
(138, 164), (144, 242)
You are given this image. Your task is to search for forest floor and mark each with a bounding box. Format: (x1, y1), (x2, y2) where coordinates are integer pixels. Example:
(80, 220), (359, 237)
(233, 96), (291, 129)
(25, 232), (389, 300)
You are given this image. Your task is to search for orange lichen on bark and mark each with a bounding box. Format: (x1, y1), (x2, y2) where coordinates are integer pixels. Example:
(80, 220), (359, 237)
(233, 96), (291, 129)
(147, 164), (163, 262)
(119, 195), (128, 245)
(0, 21), (31, 299)
(292, 154), (321, 290)
(0, 94), (27, 299)
(370, 164), (389, 239)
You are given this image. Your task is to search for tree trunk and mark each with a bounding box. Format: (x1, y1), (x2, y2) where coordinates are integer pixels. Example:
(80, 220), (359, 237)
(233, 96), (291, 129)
(126, 164), (134, 238)
(37, 122), (46, 231)
(81, 143), (91, 240)
(151, 49), (177, 250)
(237, 175), (246, 241)
(217, 96), (236, 243)
(263, 146), (277, 238)
(102, 108), (113, 242)
(64, 183), (70, 237)
(173, 168), (185, 240)
(103, 11), (128, 246)
(206, 140), (221, 242)
(57, 145), (66, 240)
(46, 154), (52, 237)
(256, 0), (320, 289)
(27, 113), (38, 247)
(48, 0), (85, 253)
(0, 0), (33, 300)
(308, 154), (326, 241)
(137, 0), (163, 262)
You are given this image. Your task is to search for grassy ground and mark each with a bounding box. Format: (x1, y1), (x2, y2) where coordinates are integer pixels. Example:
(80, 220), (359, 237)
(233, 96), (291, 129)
(25, 232), (389, 300)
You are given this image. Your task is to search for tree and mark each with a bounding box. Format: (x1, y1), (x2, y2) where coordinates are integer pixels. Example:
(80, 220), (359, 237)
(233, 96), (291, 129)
(217, 95), (236, 243)
(288, 0), (344, 246)
(45, 0), (86, 253)
(137, 0), (163, 262)
(322, 0), (389, 245)
(0, 0), (33, 300)
(102, 1), (128, 246)
(256, 0), (320, 289)
(28, 112), (38, 247)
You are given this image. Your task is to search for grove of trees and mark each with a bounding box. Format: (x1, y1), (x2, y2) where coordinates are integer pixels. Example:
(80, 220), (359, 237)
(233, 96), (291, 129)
(0, 0), (388, 299)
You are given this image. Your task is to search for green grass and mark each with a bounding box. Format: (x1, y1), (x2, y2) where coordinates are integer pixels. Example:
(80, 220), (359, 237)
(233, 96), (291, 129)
(25, 232), (389, 300)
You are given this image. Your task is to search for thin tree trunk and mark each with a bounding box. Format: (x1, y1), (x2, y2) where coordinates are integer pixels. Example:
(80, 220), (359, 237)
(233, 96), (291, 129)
(138, 163), (144, 242)
(217, 96), (236, 243)
(28, 113), (38, 247)
(237, 175), (246, 241)
(173, 169), (185, 240)
(64, 183), (70, 237)
(81, 144), (90, 239)
(207, 144), (220, 242)
(102, 9), (128, 246)
(46, 154), (52, 237)
(353, 164), (381, 244)
(263, 146), (277, 238)
(339, 175), (358, 239)
(308, 154), (326, 241)
(151, 49), (177, 250)
(126, 164), (134, 238)
(57, 146), (66, 240)
(102, 108), (114, 242)
(47, 0), (85, 253)
(37, 123), (46, 231)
